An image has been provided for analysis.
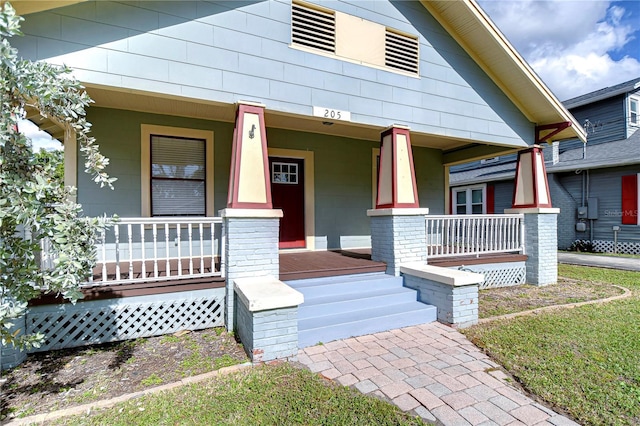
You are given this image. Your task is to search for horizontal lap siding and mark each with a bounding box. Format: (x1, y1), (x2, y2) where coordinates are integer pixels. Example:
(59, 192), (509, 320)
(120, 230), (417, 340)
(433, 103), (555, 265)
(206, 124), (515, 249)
(14, 0), (533, 146)
(589, 167), (640, 242)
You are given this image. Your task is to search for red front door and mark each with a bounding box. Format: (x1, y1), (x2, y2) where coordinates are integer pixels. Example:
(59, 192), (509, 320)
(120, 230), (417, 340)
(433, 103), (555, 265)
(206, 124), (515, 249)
(269, 157), (305, 249)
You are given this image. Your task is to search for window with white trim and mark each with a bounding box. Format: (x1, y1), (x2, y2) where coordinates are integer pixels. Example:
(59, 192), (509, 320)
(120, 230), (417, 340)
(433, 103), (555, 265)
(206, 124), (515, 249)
(141, 125), (214, 217)
(452, 185), (486, 214)
(630, 97), (638, 126)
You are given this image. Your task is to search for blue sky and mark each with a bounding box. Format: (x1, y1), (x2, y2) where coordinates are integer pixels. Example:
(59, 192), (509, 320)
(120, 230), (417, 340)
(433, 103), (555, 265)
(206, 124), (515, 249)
(478, 0), (640, 101)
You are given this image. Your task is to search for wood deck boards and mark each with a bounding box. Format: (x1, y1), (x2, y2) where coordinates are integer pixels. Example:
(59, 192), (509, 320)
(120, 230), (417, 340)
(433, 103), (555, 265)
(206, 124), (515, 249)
(279, 250), (387, 281)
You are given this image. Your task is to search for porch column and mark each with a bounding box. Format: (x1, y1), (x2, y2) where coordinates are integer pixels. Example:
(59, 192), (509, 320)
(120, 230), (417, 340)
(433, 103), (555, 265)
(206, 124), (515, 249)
(64, 127), (77, 202)
(368, 126), (429, 276)
(505, 145), (559, 286)
(222, 101), (282, 331)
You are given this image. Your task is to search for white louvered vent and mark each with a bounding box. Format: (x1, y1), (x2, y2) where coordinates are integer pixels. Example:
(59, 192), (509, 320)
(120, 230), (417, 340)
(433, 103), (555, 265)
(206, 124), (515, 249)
(292, 2), (335, 53)
(385, 29), (419, 74)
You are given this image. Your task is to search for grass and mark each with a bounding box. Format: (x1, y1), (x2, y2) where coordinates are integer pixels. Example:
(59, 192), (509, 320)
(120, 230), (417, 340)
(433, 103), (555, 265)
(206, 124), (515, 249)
(464, 265), (640, 425)
(56, 363), (425, 426)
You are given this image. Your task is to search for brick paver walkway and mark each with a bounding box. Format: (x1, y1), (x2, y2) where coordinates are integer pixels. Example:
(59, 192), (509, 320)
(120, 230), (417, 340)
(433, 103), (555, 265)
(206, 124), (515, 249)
(298, 322), (578, 425)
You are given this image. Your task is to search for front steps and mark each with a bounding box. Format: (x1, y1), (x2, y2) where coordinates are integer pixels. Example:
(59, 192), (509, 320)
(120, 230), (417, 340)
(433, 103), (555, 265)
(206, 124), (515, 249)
(285, 273), (437, 348)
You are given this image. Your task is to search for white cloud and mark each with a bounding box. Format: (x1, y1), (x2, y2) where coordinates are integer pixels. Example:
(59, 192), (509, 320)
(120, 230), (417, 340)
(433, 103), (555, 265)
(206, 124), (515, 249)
(18, 119), (62, 151)
(478, 0), (640, 100)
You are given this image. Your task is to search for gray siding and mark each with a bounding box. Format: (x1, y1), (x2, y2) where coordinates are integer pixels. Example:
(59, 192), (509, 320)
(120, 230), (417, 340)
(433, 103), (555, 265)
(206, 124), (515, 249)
(548, 173), (579, 249)
(14, 0), (534, 147)
(492, 180), (513, 213)
(552, 166), (640, 245)
(562, 95), (626, 150)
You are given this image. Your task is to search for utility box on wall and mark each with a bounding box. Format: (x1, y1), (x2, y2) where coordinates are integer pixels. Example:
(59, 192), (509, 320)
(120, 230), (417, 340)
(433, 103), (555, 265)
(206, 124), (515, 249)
(577, 206), (587, 219)
(587, 198), (598, 219)
(576, 222), (587, 232)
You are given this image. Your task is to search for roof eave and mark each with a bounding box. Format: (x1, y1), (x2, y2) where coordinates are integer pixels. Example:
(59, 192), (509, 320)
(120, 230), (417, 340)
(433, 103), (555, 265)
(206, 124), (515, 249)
(421, 0), (586, 144)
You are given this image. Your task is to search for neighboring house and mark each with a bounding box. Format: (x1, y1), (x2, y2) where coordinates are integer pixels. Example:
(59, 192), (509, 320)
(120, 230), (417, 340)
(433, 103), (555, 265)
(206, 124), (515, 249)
(450, 77), (640, 253)
(3, 0), (585, 369)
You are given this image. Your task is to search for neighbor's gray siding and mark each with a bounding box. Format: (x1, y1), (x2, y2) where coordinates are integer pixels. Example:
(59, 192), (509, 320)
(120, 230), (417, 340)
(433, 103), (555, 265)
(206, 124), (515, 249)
(552, 165), (640, 245)
(562, 95), (626, 150)
(584, 166), (640, 243)
(492, 180), (513, 213)
(15, 0), (533, 147)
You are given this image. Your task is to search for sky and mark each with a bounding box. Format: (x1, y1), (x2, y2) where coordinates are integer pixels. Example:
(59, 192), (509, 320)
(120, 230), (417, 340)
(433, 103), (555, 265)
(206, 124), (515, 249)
(478, 0), (640, 101)
(24, 0), (640, 150)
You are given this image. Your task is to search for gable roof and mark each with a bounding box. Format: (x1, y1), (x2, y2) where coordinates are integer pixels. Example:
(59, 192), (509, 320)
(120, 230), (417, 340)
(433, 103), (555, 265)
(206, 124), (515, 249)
(13, 0), (586, 144)
(564, 77), (640, 109)
(423, 0), (585, 143)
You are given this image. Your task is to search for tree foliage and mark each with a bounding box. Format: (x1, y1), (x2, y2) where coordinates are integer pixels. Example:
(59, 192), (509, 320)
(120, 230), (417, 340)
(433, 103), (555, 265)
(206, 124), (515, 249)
(0, 2), (115, 350)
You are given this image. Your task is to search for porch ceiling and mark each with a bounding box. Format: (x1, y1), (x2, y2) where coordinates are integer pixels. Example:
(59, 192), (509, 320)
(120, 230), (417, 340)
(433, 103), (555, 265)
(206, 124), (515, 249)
(10, 1), (88, 15)
(85, 85), (518, 154)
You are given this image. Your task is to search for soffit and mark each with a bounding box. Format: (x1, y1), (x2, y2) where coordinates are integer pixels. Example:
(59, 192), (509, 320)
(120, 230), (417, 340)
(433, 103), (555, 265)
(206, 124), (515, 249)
(421, 0), (586, 143)
(10, 0), (87, 15)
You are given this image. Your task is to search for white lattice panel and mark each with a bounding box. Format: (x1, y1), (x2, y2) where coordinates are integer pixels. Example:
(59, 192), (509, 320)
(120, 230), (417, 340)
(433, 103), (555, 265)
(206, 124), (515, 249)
(27, 291), (224, 352)
(478, 267), (526, 289)
(573, 239), (640, 255)
(458, 262), (526, 289)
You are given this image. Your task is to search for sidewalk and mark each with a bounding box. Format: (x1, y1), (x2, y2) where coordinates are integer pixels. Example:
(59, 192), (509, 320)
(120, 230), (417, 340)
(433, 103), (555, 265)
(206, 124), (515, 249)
(558, 252), (640, 272)
(298, 322), (577, 425)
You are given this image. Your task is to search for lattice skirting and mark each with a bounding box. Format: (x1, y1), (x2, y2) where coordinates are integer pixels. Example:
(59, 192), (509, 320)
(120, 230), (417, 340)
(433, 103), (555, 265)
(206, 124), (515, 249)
(573, 239), (640, 255)
(455, 262), (526, 289)
(26, 288), (225, 353)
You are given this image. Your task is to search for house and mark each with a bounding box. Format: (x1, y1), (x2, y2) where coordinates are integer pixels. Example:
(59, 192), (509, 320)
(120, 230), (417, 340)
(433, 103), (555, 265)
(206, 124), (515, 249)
(3, 0), (585, 369)
(450, 77), (640, 253)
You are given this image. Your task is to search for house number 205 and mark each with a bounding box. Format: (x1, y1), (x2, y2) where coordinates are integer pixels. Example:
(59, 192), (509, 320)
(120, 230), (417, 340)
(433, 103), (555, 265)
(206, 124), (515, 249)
(312, 106), (351, 122)
(323, 109), (341, 119)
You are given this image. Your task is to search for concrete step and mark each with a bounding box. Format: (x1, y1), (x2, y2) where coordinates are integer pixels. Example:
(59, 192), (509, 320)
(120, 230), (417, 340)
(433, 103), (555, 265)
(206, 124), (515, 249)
(289, 273), (402, 300)
(299, 287), (419, 319)
(286, 273), (437, 348)
(298, 302), (437, 348)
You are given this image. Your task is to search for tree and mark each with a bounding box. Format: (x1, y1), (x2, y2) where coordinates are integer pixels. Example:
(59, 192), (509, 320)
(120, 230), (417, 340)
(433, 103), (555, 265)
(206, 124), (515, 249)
(0, 2), (115, 350)
(33, 148), (64, 185)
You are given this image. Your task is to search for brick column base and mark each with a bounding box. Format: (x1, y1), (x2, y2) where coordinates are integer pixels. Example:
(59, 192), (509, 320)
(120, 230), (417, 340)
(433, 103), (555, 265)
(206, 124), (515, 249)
(506, 208), (559, 286)
(367, 208), (429, 276)
(220, 208), (282, 331)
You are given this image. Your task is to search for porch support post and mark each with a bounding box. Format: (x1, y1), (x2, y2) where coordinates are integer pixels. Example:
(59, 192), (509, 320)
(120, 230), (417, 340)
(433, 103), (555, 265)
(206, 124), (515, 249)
(506, 146), (559, 286)
(375, 126), (420, 209)
(369, 125), (427, 276)
(367, 208), (429, 276)
(64, 127), (77, 202)
(220, 208), (282, 332)
(227, 102), (272, 209)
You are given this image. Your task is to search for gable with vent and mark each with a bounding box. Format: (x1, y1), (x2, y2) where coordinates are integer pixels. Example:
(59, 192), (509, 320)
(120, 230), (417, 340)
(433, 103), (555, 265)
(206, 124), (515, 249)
(291, 1), (419, 75)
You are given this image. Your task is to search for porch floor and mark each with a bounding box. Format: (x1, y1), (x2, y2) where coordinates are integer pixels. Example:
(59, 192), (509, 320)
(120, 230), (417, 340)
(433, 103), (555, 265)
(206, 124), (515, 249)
(279, 250), (386, 281)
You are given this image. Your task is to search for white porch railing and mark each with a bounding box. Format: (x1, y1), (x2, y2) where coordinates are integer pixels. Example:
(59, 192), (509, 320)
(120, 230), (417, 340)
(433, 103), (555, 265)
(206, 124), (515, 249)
(41, 217), (225, 286)
(426, 214), (525, 257)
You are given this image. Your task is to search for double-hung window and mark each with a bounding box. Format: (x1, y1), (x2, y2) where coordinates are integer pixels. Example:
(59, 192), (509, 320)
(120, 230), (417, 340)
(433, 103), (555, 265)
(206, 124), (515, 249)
(453, 185), (486, 214)
(141, 125), (214, 217)
(630, 97), (638, 126)
(151, 136), (205, 216)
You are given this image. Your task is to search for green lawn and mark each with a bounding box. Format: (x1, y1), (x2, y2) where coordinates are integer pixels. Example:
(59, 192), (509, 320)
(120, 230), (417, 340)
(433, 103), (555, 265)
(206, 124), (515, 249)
(464, 265), (640, 425)
(55, 363), (425, 426)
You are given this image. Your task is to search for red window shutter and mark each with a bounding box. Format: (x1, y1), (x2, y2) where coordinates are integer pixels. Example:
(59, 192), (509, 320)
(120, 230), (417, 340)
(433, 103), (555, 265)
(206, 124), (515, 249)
(621, 175), (638, 225)
(486, 184), (495, 214)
